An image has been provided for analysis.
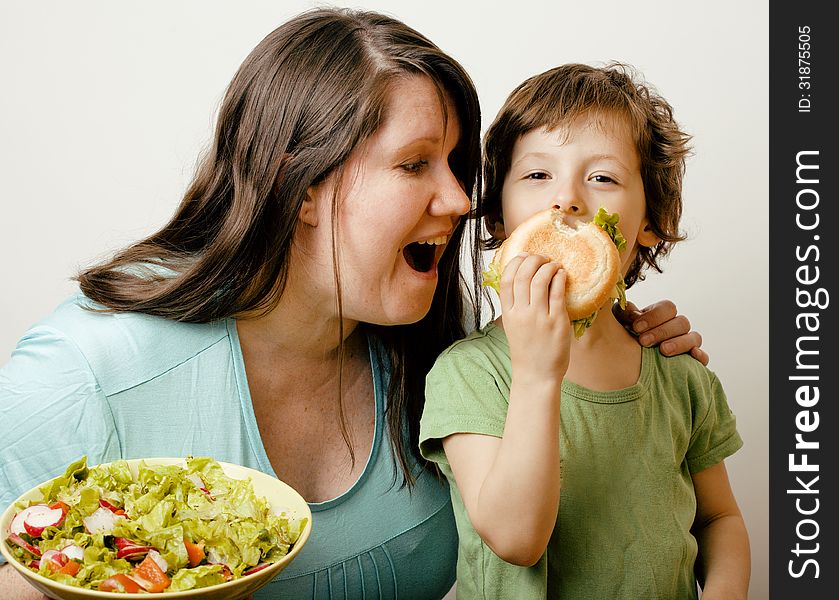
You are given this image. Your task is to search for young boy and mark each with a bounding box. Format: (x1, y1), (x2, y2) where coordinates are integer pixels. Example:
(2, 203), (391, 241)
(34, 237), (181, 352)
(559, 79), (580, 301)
(419, 64), (750, 599)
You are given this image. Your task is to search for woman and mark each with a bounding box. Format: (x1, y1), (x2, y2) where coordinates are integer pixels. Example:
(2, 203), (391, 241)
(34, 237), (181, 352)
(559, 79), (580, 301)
(0, 8), (704, 599)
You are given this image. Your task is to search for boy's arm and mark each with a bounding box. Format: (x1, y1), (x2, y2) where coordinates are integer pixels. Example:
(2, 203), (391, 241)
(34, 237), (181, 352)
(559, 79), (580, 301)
(443, 377), (561, 566)
(690, 461), (751, 600)
(443, 254), (570, 567)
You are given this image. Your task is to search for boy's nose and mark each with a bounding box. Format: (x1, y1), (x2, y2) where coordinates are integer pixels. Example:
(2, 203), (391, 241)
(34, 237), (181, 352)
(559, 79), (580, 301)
(551, 180), (587, 215)
(551, 202), (582, 214)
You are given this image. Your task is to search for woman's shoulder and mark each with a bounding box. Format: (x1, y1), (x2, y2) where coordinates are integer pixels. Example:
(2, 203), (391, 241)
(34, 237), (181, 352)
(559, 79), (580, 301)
(25, 292), (233, 395)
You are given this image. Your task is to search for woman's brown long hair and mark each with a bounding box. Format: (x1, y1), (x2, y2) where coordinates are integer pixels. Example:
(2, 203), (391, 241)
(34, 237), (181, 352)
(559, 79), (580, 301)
(77, 8), (483, 485)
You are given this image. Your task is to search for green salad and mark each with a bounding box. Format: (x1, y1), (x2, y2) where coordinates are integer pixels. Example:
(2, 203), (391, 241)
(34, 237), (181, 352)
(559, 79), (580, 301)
(4, 457), (308, 593)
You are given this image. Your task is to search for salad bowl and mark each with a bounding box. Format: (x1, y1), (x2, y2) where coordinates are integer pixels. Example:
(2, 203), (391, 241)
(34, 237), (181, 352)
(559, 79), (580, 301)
(1, 457), (312, 600)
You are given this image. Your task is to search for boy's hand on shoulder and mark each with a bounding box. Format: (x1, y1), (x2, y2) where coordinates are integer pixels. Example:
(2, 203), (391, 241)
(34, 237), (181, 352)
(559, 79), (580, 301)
(499, 253), (571, 384)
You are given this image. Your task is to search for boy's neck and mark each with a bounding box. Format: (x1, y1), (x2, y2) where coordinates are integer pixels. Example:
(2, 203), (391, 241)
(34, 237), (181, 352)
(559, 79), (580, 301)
(495, 304), (642, 392)
(566, 306), (642, 391)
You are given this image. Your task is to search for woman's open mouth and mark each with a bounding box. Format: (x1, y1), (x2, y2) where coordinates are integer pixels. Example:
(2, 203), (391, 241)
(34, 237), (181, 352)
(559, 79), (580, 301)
(403, 236), (448, 273)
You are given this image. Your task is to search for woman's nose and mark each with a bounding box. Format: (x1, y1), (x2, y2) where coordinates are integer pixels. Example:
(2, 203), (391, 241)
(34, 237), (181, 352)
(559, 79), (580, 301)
(429, 171), (471, 217)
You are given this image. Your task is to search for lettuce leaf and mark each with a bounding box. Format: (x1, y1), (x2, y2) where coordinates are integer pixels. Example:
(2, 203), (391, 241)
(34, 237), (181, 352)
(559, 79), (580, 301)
(481, 259), (502, 292)
(572, 312), (598, 339)
(169, 564), (229, 591)
(593, 207), (627, 251)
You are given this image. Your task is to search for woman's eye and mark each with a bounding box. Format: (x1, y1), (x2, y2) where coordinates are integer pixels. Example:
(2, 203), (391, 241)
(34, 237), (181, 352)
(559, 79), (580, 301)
(591, 174), (616, 183)
(401, 160), (428, 174)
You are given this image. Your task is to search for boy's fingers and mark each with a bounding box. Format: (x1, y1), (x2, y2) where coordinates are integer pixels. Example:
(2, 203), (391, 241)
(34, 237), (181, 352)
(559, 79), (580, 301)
(513, 254), (547, 307)
(530, 262), (561, 309)
(548, 268), (567, 317)
(499, 253), (528, 309)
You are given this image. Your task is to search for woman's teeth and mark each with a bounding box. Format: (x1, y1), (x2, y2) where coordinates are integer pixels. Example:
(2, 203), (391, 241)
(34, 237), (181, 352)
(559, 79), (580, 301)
(418, 236), (448, 246)
(404, 237), (446, 273)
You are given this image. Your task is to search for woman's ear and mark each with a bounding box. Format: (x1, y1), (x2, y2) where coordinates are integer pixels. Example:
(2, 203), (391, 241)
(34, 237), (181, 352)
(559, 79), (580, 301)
(299, 187), (320, 227)
(637, 218), (661, 248)
(484, 212), (507, 241)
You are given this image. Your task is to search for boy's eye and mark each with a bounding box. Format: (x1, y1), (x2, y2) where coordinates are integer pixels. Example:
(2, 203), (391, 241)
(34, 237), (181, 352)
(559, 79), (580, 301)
(524, 171), (550, 180)
(400, 160), (428, 174)
(590, 174), (616, 183)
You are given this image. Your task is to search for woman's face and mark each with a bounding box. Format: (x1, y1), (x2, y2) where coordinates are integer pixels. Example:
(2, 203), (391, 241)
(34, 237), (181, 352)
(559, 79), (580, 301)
(302, 76), (470, 326)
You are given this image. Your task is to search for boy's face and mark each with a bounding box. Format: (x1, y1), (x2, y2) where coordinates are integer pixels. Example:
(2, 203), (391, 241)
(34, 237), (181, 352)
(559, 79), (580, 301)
(497, 112), (659, 275)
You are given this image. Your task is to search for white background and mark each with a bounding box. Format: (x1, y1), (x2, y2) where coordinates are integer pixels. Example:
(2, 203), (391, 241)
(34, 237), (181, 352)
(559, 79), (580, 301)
(0, 1), (767, 598)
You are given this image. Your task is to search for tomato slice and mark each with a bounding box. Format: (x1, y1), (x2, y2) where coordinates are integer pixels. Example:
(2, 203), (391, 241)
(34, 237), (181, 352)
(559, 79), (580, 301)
(57, 559), (81, 577)
(183, 537), (205, 568)
(99, 573), (141, 593)
(131, 555), (171, 592)
(49, 501), (70, 518)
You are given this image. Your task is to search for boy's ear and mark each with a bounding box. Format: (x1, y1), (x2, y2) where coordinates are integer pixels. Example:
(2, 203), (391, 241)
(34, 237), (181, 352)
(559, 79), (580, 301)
(484, 212), (507, 241)
(299, 186), (320, 227)
(637, 218), (661, 248)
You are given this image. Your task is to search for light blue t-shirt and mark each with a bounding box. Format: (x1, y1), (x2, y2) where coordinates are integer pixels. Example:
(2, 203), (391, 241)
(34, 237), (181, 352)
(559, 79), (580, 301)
(0, 294), (457, 599)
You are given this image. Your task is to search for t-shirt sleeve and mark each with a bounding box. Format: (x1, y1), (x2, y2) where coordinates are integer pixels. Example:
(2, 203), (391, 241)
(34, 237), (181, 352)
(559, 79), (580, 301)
(685, 371), (743, 473)
(0, 326), (121, 539)
(419, 347), (510, 467)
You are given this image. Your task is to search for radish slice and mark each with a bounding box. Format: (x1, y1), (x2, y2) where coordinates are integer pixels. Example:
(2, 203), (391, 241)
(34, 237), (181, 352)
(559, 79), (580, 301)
(10, 505), (52, 536)
(116, 545), (153, 560)
(148, 549), (168, 573)
(9, 512), (28, 536)
(99, 499), (126, 515)
(60, 543), (85, 561)
(27, 559), (40, 570)
(83, 506), (122, 534)
(186, 474), (215, 500)
(22, 504), (65, 537)
(186, 474), (204, 489)
(41, 550), (69, 570)
(7, 533), (42, 557)
(243, 562), (272, 576)
(114, 537), (140, 550)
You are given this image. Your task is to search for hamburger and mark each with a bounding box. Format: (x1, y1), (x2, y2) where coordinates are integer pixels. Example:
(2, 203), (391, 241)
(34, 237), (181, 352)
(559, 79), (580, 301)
(483, 207), (627, 337)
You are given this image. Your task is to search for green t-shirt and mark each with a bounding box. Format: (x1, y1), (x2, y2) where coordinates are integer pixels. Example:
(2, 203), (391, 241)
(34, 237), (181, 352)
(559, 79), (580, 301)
(419, 323), (743, 600)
